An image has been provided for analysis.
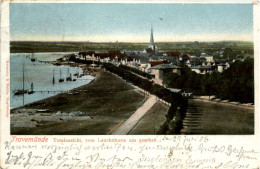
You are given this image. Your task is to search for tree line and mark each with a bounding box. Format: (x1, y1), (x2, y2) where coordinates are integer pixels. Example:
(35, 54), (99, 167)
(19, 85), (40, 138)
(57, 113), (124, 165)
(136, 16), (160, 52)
(119, 65), (152, 79)
(164, 58), (254, 103)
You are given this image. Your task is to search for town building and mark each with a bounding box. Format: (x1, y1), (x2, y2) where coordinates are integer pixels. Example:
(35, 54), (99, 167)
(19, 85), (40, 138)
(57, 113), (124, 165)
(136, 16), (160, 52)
(203, 55), (214, 62)
(217, 63), (227, 73)
(149, 64), (181, 85)
(190, 65), (215, 74)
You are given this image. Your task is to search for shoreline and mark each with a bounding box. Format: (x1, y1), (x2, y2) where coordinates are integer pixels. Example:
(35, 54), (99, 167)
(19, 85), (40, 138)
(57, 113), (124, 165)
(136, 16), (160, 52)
(11, 76), (97, 111)
(10, 59), (100, 112)
(11, 70), (147, 135)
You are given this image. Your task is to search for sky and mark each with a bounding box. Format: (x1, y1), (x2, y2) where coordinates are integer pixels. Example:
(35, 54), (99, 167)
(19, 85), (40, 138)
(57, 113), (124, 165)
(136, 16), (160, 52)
(10, 3), (253, 42)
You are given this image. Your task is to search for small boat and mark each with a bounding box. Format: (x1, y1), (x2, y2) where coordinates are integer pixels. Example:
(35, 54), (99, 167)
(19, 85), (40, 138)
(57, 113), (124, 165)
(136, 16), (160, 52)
(74, 68), (79, 76)
(66, 67), (72, 81)
(28, 83), (35, 94)
(14, 90), (28, 95)
(59, 69), (64, 82)
(66, 74), (72, 81)
(31, 53), (36, 62)
(14, 64), (28, 95)
(52, 70), (55, 85)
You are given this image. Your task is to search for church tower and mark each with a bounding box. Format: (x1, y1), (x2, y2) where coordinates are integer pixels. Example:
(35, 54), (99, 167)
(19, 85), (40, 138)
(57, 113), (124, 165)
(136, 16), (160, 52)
(144, 26), (158, 54)
(148, 27), (157, 53)
(150, 28), (155, 46)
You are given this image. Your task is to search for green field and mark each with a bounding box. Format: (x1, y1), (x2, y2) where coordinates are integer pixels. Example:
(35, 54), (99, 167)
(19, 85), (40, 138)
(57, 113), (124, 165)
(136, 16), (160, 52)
(10, 41), (147, 53)
(10, 41), (254, 57)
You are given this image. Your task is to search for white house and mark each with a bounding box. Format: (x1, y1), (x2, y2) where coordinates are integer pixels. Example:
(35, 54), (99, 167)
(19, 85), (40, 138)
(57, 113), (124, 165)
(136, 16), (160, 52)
(191, 65), (215, 74)
(217, 62), (230, 73)
(149, 64), (182, 85)
(204, 55), (214, 62)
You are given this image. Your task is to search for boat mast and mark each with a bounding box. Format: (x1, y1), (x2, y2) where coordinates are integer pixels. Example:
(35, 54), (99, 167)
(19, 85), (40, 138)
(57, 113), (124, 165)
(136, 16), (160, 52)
(23, 63), (25, 105)
(31, 83), (34, 91)
(23, 63), (25, 91)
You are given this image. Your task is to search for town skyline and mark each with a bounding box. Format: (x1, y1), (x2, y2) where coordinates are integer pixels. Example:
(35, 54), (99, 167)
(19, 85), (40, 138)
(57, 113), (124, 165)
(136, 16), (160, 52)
(10, 3), (253, 42)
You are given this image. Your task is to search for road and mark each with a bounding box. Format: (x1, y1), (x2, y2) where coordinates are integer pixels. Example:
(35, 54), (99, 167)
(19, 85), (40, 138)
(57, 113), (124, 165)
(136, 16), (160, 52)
(111, 95), (157, 135)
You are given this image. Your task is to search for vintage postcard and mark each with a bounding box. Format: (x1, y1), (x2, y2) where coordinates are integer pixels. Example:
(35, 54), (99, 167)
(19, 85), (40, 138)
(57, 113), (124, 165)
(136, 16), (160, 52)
(1, 0), (259, 169)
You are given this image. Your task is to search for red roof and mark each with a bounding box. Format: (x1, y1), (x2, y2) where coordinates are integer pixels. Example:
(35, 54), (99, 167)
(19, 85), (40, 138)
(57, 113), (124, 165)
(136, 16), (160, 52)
(149, 61), (164, 67)
(166, 51), (181, 57)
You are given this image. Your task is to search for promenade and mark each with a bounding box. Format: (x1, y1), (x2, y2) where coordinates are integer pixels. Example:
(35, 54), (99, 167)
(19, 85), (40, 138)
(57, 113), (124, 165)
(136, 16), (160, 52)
(112, 95), (157, 135)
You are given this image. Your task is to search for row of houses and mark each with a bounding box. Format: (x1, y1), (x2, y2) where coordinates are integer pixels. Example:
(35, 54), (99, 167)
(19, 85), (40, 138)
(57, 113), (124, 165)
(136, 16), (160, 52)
(66, 50), (236, 86)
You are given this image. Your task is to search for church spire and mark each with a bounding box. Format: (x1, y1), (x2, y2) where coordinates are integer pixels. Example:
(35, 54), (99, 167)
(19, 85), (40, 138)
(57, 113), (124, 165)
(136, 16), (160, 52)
(144, 25), (157, 54)
(150, 26), (154, 45)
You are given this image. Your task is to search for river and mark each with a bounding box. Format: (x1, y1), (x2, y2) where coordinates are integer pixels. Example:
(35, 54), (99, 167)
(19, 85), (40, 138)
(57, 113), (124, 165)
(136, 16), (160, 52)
(10, 52), (95, 108)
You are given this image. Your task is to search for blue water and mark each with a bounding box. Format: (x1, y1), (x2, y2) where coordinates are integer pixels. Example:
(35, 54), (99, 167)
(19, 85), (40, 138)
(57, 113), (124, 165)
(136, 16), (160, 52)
(10, 53), (94, 108)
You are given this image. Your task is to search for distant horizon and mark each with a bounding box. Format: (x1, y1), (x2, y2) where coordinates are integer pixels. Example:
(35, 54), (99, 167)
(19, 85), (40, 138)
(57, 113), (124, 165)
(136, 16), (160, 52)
(11, 40), (253, 43)
(10, 36), (253, 43)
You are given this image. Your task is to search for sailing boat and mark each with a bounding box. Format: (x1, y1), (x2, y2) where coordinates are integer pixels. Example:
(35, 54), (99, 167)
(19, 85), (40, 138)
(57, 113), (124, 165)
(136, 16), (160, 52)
(74, 67), (79, 76)
(66, 67), (72, 81)
(31, 53), (36, 62)
(52, 70), (55, 85)
(59, 69), (64, 82)
(79, 68), (84, 77)
(28, 83), (34, 94)
(14, 64), (28, 95)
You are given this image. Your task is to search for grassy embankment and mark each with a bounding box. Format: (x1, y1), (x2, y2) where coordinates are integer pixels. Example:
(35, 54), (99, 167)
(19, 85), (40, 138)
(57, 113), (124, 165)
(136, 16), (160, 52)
(183, 99), (254, 134)
(11, 71), (148, 135)
(129, 102), (170, 134)
(102, 63), (188, 134)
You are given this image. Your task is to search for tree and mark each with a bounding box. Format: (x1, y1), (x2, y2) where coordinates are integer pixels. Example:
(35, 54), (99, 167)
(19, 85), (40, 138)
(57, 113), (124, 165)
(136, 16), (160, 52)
(223, 48), (236, 60)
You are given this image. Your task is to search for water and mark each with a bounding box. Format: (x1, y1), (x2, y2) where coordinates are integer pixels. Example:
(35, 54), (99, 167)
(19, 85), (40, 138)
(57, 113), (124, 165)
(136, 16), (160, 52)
(10, 53), (95, 108)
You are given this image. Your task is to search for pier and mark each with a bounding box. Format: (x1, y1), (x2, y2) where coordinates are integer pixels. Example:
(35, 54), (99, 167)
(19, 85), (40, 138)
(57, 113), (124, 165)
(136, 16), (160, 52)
(32, 90), (70, 93)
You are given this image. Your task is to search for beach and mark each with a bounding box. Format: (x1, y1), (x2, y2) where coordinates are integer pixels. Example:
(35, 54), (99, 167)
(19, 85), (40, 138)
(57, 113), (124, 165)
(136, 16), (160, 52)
(11, 70), (148, 135)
